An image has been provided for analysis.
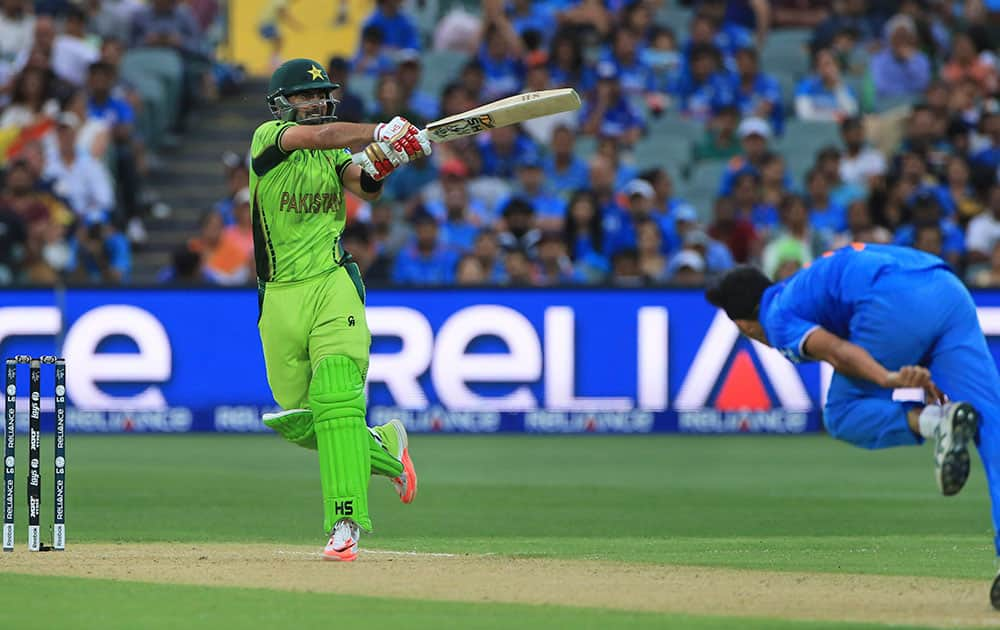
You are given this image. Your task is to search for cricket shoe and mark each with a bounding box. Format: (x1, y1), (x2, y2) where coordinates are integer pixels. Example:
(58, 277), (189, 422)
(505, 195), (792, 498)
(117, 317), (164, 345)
(933, 402), (979, 496)
(992, 570), (1000, 610)
(387, 419), (418, 504)
(322, 518), (359, 562)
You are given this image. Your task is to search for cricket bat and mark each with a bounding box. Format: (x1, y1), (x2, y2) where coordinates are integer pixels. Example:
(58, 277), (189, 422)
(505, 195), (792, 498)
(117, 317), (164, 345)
(352, 88), (581, 169)
(421, 88), (581, 142)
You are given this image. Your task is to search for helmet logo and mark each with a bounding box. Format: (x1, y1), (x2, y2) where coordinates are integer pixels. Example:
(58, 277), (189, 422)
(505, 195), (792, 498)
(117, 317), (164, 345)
(307, 65), (325, 80)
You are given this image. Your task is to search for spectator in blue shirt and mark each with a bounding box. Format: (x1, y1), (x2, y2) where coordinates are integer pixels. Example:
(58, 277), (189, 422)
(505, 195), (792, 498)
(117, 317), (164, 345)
(392, 210), (459, 285)
(674, 221), (735, 277)
(478, 22), (524, 100)
(563, 189), (609, 283)
(620, 0), (655, 42)
(361, 0), (420, 51)
(507, 152), (566, 231)
(547, 28), (595, 92)
(367, 71), (426, 127)
(595, 135), (639, 191)
(437, 183), (481, 253)
(811, 0), (879, 49)
(471, 228), (507, 284)
(587, 153), (627, 222)
(869, 14), (931, 101)
(536, 230), (580, 285)
(698, 0), (770, 48)
(450, 62), (486, 105)
(498, 197), (542, 257)
(731, 46), (784, 135)
(642, 167), (690, 253)
(502, 247), (539, 286)
(543, 124), (590, 199)
(795, 47), (859, 122)
(580, 62), (645, 146)
(604, 178), (658, 256)
(641, 25), (683, 98)
(973, 112), (1000, 173)
(684, 11), (753, 72)
(636, 217), (671, 283)
(67, 220), (131, 284)
(673, 43), (734, 123)
(929, 155), (983, 223)
(86, 60), (141, 227)
(730, 170), (779, 234)
(805, 167), (847, 233)
(506, 0), (554, 46)
(900, 105), (951, 173)
(477, 124), (538, 179)
(602, 26), (654, 99)
(719, 117), (776, 196)
(326, 56), (367, 123)
(893, 190), (965, 270)
(351, 25), (395, 77)
(423, 159), (493, 226)
(394, 49), (438, 121)
(912, 222), (945, 261)
(129, 0), (203, 58)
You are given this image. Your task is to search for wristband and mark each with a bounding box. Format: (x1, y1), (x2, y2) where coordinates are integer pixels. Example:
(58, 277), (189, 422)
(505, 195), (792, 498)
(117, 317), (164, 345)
(360, 170), (384, 193)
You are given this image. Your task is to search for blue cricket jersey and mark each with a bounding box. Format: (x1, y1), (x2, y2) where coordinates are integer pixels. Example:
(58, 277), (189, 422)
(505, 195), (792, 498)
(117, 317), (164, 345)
(759, 244), (949, 363)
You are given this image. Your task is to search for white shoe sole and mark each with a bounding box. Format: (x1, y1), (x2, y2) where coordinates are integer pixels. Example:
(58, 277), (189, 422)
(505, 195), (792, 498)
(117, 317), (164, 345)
(935, 403), (978, 496)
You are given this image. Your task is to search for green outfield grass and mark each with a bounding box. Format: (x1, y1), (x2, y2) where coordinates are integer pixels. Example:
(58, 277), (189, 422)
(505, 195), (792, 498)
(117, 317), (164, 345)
(0, 574), (936, 630)
(0, 434), (994, 628)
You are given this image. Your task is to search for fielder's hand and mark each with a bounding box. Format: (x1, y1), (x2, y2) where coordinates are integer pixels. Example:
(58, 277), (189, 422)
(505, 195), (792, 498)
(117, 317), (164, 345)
(356, 141), (400, 181)
(374, 116), (432, 162)
(883, 366), (946, 404)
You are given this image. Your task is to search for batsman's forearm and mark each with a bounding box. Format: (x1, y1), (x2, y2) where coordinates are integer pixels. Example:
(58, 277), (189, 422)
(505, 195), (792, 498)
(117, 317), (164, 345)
(828, 341), (891, 387)
(315, 122), (378, 149)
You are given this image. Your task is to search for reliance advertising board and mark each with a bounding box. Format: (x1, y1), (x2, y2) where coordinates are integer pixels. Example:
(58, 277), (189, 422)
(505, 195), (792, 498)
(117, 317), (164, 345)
(2, 288), (1000, 434)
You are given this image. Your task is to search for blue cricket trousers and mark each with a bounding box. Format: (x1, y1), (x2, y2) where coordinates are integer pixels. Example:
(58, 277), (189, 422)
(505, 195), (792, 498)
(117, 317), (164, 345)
(822, 267), (1000, 554)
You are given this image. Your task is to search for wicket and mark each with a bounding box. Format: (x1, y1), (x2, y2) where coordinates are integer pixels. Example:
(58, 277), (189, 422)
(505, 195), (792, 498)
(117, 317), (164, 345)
(3, 355), (66, 552)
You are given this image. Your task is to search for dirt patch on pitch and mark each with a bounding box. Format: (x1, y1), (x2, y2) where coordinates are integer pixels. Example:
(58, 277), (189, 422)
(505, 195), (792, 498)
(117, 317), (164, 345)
(1, 543), (997, 627)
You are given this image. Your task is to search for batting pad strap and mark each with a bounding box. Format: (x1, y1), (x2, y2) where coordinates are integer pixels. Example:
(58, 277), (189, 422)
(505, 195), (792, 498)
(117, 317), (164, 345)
(262, 408), (316, 450)
(311, 355), (372, 532)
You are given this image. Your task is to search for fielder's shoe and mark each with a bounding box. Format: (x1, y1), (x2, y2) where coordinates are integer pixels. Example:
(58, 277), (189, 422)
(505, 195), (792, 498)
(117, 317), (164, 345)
(386, 419), (417, 504)
(934, 402), (979, 496)
(991, 570), (1000, 610)
(322, 518), (359, 562)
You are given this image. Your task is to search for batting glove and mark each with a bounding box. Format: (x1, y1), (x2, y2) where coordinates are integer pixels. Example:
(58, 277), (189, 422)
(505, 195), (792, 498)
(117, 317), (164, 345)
(374, 116), (433, 162)
(356, 141), (400, 181)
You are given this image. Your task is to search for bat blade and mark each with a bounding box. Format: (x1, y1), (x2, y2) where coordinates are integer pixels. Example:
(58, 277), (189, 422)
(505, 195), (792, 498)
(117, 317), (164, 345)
(423, 88), (581, 143)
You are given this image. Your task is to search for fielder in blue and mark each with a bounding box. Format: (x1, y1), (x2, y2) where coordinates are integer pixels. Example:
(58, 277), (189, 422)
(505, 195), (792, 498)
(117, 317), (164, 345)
(706, 243), (1000, 608)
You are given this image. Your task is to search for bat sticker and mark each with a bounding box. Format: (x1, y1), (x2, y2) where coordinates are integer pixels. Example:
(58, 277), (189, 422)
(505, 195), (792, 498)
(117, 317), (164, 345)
(431, 114), (496, 139)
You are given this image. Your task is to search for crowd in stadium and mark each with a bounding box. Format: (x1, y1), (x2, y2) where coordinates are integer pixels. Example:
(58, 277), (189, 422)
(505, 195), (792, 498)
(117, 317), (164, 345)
(324, 0), (1000, 288)
(0, 0), (232, 285)
(1, 0), (1000, 288)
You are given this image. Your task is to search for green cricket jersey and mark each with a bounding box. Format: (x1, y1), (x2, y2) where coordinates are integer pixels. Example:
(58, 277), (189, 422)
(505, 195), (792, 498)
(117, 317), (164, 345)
(249, 120), (353, 283)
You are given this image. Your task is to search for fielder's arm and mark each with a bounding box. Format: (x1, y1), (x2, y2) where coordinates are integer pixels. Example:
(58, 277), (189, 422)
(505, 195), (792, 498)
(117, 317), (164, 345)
(803, 328), (889, 384)
(280, 122), (378, 152)
(802, 327), (944, 400)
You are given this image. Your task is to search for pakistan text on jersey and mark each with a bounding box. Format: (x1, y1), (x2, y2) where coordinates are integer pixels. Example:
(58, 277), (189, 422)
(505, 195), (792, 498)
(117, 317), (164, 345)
(278, 191), (342, 213)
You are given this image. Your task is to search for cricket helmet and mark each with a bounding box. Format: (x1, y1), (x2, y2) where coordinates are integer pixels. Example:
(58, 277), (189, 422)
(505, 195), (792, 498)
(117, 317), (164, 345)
(266, 58), (340, 125)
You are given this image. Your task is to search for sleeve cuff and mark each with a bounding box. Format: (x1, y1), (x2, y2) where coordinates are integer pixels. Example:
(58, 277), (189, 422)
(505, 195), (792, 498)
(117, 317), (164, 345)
(798, 325), (822, 361)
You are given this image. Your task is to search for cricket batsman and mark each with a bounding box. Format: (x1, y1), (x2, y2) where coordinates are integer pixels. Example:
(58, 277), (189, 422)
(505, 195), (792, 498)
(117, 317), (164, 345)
(705, 243), (1000, 607)
(249, 58), (427, 561)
